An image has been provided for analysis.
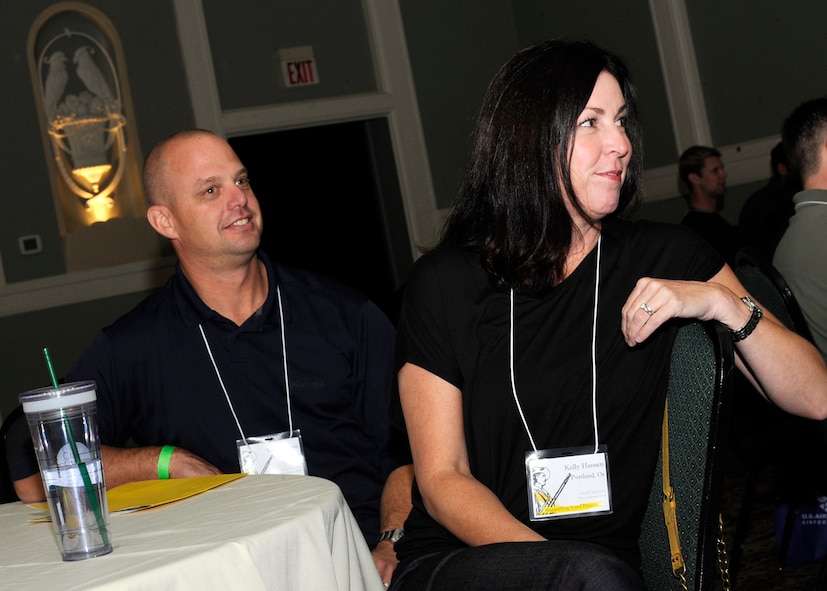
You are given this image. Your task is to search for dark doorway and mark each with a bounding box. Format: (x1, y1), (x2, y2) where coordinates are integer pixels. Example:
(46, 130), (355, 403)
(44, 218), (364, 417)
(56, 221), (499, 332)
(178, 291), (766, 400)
(229, 119), (411, 324)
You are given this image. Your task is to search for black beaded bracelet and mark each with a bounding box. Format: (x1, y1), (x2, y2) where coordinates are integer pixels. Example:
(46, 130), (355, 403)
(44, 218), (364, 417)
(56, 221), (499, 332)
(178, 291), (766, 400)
(730, 296), (763, 343)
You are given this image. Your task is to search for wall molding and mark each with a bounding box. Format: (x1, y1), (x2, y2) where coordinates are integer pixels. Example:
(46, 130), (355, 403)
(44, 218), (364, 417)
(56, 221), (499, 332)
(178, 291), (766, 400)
(174, 0), (440, 254)
(0, 0), (782, 317)
(0, 257), (175, 318)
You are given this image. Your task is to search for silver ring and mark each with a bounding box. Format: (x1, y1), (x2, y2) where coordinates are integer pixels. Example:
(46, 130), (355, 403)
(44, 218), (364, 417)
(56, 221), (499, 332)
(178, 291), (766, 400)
(383, 584), (390, 588)
(640, 302), (654, 316)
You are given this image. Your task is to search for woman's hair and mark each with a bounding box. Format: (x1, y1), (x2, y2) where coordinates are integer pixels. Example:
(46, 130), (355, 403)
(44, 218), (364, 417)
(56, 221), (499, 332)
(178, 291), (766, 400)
(439, 39), (644, 296)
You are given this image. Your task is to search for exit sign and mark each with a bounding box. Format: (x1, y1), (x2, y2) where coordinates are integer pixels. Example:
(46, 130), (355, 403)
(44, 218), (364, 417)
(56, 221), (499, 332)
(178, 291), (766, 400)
(278, 46), (319, 88)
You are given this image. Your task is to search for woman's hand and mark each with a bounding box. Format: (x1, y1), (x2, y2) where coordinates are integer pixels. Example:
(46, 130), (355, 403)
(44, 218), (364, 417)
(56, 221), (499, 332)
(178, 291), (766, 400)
(622, 265), (827, 420)
(621, 276), (746, 347)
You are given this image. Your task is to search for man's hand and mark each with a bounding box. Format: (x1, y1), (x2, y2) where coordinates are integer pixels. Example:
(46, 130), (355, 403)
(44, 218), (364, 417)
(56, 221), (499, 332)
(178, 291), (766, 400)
(12, 445), (222, 504)
(101, 445), (221, 489)
(372, 540), (399, 588)
(373, 464), (414, 586)
(167, 447), (222, 478)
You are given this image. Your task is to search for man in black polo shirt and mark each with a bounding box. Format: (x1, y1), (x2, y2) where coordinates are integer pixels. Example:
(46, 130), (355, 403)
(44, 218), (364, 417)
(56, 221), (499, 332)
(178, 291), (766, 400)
(14, 129), (411, 581)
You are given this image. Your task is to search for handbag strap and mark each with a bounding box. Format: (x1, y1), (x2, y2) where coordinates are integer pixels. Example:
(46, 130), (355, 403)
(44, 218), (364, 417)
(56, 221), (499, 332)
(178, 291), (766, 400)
(662, 401), (732, 591)
(662, 401), (688, 588)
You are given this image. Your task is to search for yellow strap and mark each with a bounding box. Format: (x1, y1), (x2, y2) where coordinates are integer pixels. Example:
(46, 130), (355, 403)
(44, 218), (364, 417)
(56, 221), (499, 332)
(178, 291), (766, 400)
(662, 401), (686, 578)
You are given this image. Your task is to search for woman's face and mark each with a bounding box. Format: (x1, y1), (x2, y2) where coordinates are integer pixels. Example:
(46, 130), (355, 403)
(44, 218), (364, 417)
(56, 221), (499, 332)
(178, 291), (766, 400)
(568, 71), (632, 221)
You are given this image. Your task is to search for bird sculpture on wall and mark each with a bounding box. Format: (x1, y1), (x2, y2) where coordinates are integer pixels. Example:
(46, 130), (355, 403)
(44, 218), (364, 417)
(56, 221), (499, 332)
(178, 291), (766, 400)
(73, 45), (115, 103)
(43, 51), (68, 121)
(33, 14), (141, 235)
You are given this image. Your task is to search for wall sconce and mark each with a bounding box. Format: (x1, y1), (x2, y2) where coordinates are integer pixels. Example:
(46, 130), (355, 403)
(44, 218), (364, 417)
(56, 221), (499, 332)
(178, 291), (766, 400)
(44, 44), (127, 223)
(29, 3), (161, 272)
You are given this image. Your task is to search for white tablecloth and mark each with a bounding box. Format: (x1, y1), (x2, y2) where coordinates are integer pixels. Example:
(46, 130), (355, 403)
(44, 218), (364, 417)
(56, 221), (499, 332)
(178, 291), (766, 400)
(0, 474), (384, 590)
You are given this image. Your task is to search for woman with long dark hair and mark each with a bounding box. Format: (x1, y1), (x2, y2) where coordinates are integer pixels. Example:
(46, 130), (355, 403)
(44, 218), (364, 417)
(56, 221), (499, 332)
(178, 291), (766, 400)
(390, 39), (827, 589)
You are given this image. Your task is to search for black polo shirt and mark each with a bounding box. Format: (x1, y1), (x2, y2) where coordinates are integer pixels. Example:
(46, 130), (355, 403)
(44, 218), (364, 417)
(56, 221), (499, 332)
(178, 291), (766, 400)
(42, 250), (398, 543)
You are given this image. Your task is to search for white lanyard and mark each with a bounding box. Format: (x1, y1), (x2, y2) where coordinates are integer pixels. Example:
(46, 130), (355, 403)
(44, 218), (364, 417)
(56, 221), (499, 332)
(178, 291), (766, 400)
(198, 284), (293, 444)
(510, 234), (602, 453)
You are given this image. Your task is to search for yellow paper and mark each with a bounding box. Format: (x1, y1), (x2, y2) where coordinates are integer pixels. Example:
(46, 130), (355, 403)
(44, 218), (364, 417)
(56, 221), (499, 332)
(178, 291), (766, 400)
(28, 474), (246, 519)
(107, 474), (246, 512)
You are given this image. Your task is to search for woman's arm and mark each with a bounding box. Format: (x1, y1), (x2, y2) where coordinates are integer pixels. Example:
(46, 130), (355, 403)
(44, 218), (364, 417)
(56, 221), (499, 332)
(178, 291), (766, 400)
(621, 264), (827, 420)
(398, 363), (544, 545)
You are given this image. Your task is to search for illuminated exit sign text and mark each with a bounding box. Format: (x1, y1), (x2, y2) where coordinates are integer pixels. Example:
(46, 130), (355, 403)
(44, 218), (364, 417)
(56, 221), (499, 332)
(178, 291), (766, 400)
(278, 46), (319, 88)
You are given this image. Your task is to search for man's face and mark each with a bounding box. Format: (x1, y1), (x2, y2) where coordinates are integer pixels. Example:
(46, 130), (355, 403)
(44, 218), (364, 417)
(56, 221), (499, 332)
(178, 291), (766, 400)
(158, 134), (263, 262)
(696, 155), (728, 197)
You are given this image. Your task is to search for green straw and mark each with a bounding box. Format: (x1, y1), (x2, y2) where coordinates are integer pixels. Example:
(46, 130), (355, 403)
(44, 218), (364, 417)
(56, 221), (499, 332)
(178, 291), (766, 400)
(42, 347), (109, 548)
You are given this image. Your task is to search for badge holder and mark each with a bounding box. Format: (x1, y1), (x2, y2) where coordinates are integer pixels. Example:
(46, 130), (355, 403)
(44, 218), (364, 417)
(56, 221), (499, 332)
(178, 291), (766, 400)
(237, 429), (308, 475)
(525, 445), (612, 521)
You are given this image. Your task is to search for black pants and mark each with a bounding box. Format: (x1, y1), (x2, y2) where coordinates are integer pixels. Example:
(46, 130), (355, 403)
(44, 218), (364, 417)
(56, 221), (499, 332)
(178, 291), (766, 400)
(390, 540), (645, 591)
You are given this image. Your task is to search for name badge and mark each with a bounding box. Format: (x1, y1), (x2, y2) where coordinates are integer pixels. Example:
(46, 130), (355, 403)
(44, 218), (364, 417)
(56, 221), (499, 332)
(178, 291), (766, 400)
(525, 445), (612, 521)
(237, 429), (308, 475)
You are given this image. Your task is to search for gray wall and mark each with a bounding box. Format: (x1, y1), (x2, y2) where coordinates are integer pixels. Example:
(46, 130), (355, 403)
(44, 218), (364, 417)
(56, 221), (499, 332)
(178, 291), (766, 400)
(686, 0), (825, 147)
(0, 1), (191, 285)
(2, 0), (826, 417)
(0, 1), (193, 418)
(0, 1), (393, 418)
(401, 0), (827, 222)
(0, 291), (153, 418)
(398, 1), (519, 211)
(202, 0), (375, 108)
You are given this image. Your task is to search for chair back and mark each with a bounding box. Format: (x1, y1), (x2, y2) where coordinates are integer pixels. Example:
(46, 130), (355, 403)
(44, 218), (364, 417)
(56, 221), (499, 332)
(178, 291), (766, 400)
(0, 405), (26, 504)
(639, 321), (734, 590)
(734, 246), (814, 342)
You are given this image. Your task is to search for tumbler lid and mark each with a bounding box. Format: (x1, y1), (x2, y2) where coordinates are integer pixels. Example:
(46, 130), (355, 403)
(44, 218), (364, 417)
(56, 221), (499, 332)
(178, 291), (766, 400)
(19, 380), (97, 413)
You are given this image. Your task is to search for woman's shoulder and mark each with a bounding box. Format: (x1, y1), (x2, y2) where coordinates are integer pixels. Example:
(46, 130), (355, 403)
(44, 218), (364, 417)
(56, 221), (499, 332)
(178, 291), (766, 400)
(624, 217), (673, 232)
(608, 217), (711, 251)
(412, 245), (484, 277)
(606, 217), (724, 278)
(407, 245), (490, 296)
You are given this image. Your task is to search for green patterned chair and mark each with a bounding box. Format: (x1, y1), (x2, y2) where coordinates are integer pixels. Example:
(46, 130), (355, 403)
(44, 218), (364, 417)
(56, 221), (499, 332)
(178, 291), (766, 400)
(639, 320), (735, 590)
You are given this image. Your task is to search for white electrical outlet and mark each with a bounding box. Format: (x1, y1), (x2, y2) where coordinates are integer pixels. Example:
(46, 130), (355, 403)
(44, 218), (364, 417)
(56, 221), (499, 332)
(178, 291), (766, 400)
(18, 234), (42, 255)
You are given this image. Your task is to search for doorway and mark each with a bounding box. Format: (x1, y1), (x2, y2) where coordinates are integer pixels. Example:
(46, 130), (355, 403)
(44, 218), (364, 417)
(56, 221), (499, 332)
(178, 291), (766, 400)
(228, 119), (411, 323)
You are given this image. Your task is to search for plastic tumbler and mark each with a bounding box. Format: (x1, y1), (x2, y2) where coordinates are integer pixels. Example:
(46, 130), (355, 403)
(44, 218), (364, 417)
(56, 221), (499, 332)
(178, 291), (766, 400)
(19, 380), (113, 561)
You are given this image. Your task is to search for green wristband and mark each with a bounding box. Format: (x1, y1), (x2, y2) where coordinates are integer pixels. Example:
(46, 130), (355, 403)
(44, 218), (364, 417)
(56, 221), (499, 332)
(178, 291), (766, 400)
(158, 445), (175, 480)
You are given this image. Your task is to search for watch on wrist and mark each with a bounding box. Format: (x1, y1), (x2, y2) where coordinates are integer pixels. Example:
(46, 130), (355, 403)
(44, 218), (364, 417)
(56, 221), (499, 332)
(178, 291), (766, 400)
(730, 296), (763, 343)
(376, 528), (405, 546)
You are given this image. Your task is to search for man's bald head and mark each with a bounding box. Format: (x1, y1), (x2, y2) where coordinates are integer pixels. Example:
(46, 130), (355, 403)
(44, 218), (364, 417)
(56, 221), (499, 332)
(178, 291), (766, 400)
(142, 129), (221, 207)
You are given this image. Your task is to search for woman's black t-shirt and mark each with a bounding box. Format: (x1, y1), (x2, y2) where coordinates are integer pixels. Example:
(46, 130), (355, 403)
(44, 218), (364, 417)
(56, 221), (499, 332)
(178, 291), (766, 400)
(394, 218), (724, 569)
